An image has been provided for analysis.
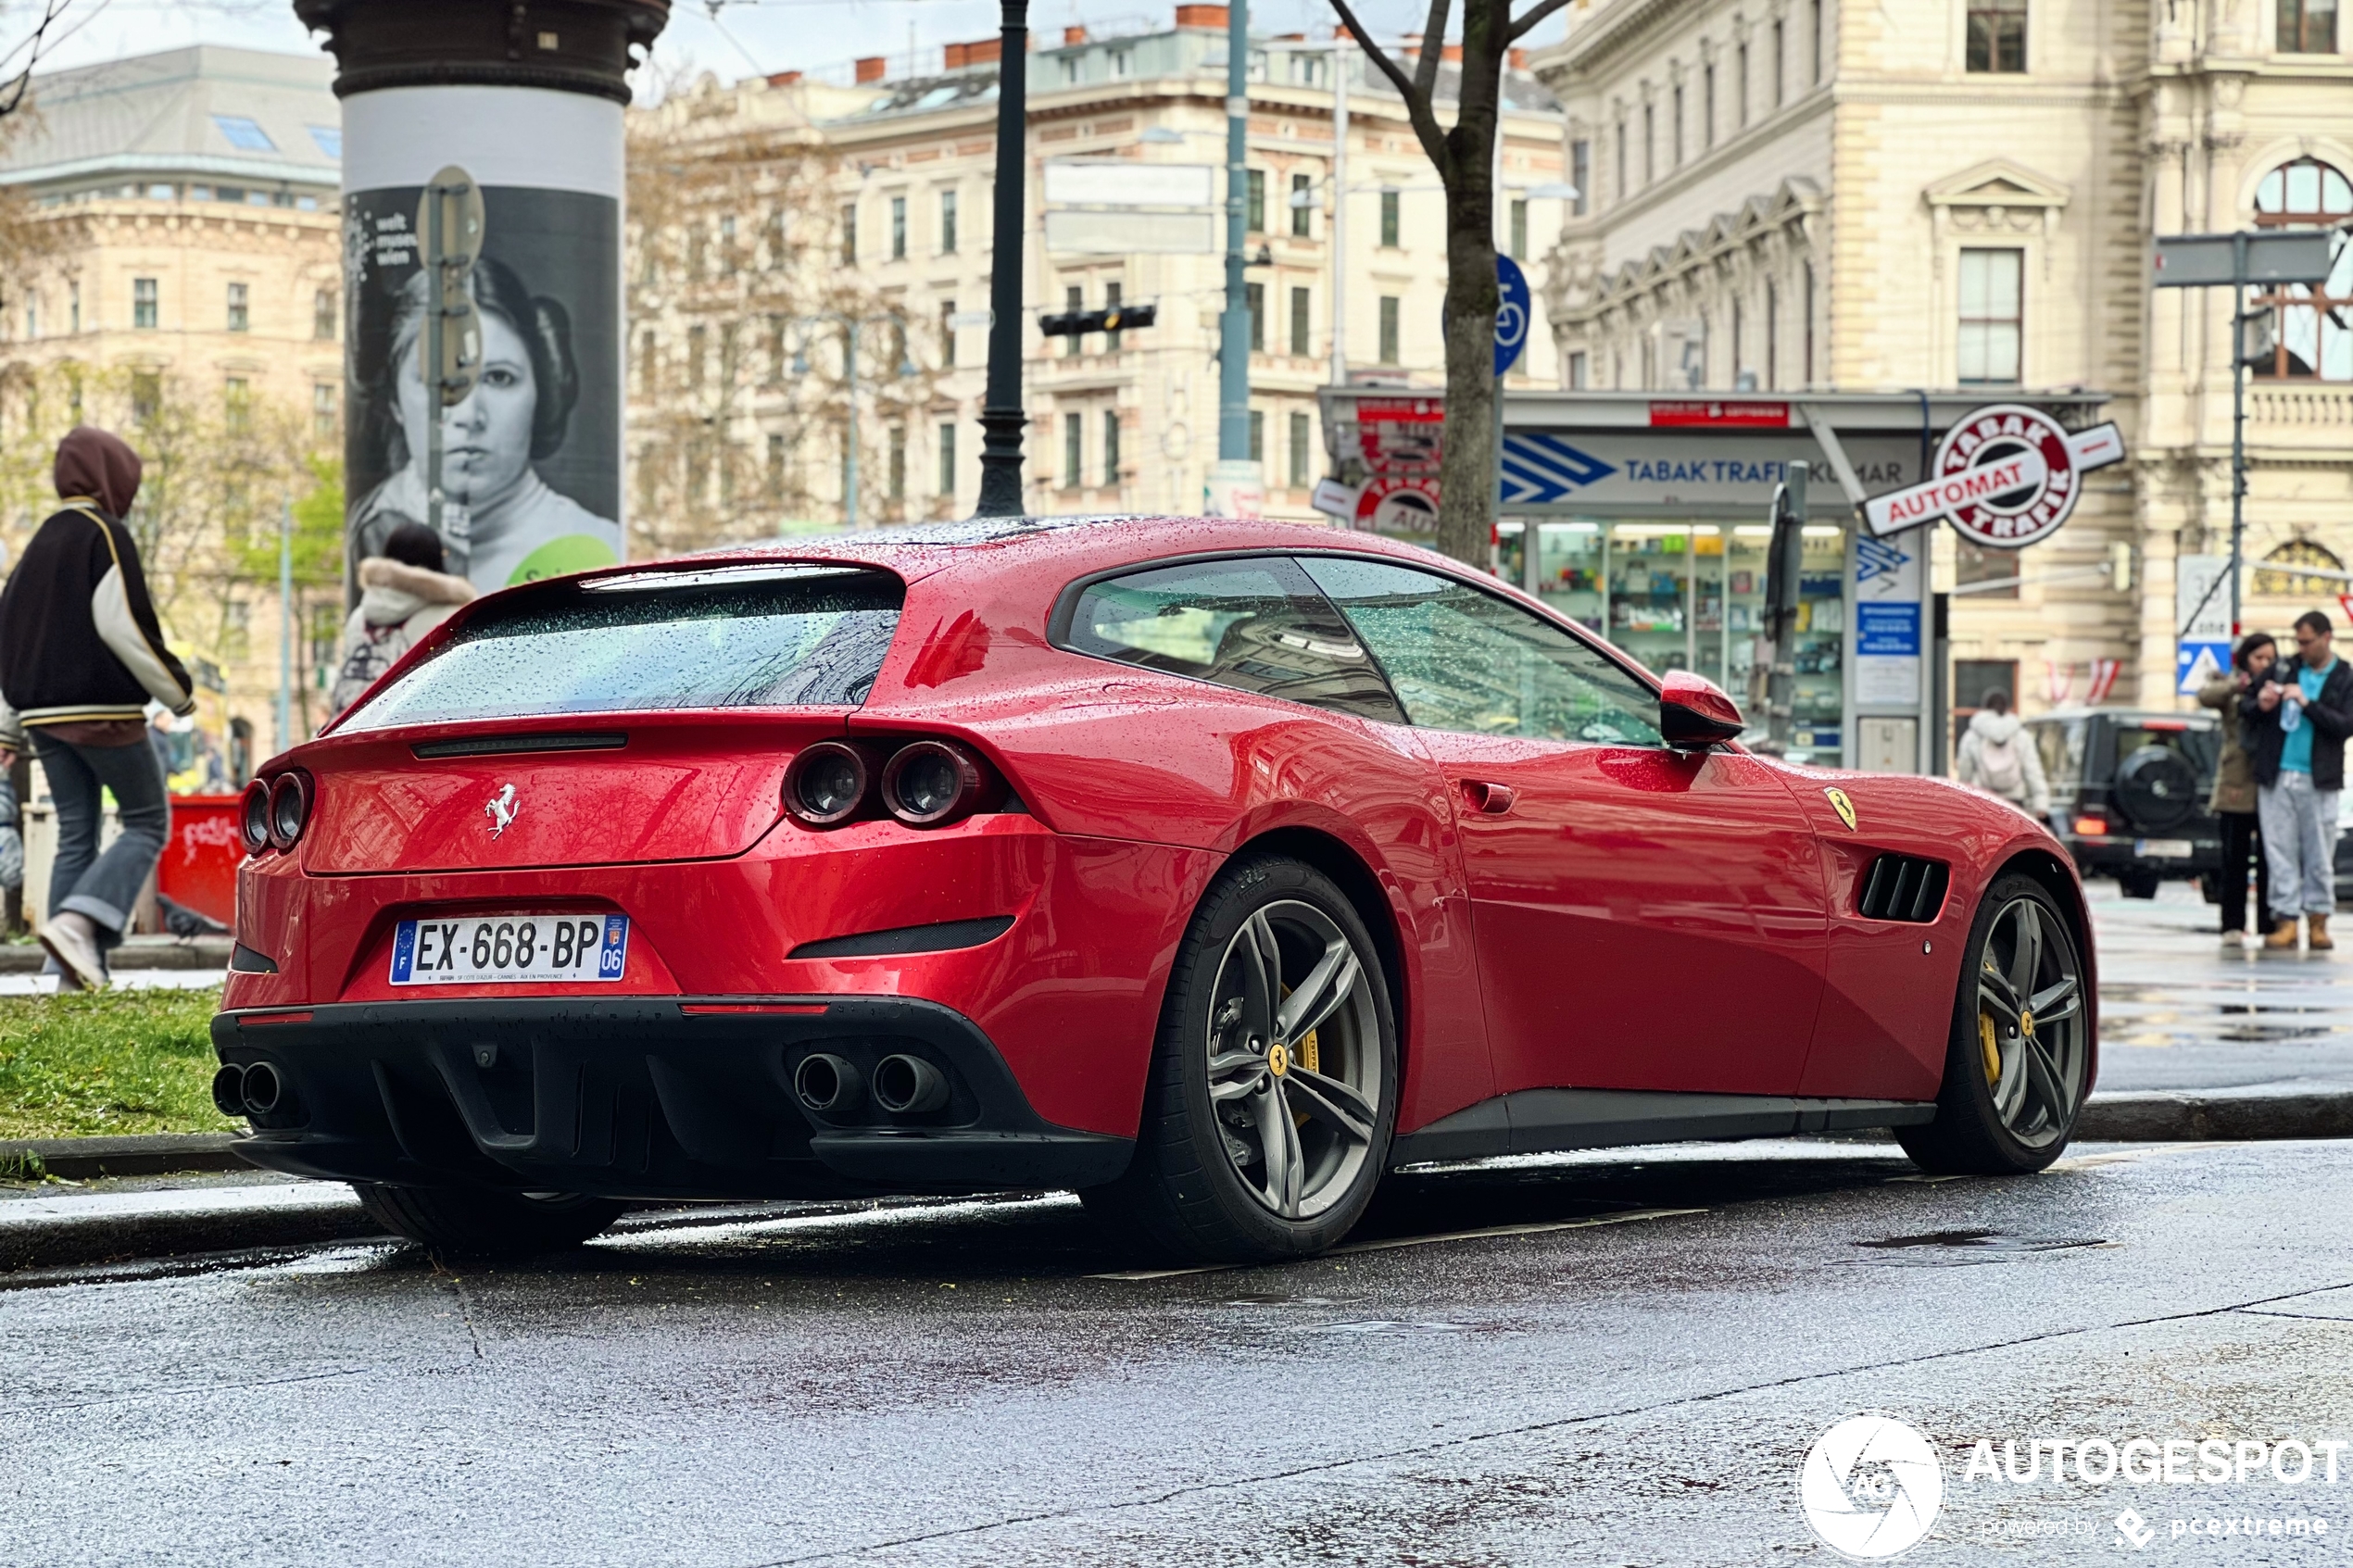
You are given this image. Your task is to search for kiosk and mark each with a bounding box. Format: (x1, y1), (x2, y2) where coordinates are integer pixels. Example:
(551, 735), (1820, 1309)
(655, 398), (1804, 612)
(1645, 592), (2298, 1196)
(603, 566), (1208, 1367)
(1316, 388), (2114, 775)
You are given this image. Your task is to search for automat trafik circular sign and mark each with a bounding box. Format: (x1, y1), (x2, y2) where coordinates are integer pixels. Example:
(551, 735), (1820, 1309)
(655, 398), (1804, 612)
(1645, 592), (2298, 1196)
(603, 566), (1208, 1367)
(1862, 403), (2125, 549)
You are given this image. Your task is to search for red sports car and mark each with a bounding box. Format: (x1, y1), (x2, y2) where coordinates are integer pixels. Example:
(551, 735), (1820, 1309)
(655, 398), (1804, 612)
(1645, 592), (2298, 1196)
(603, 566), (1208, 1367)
(212, 516), (2095, 1262)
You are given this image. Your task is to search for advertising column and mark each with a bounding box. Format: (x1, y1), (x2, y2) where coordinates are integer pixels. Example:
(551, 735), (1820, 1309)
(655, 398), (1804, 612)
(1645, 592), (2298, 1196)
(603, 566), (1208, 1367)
(296, 0), (670, 596)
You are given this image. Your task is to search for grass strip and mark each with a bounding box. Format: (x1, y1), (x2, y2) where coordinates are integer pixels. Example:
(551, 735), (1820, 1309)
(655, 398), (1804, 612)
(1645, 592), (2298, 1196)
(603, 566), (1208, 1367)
(0, 986), (233, 1141)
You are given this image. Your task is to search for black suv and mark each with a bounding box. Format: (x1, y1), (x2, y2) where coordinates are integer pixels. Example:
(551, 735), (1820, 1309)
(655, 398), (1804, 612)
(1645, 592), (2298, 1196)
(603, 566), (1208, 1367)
(2027, 708), (2221, 897)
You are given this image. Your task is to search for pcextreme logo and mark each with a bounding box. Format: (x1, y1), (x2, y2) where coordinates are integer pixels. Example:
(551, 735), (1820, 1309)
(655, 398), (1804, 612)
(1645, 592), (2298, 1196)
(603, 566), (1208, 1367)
(1800, 1414), (1944, 1559)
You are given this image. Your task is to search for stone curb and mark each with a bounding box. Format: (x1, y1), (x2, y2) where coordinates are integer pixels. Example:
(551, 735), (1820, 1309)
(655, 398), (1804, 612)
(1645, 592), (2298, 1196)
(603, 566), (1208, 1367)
(2077, 1088), (2353, 1143)
(0, 1187), (379, 1275)
(0, 937), (230, 973)
(0, 1133), (249, 1180)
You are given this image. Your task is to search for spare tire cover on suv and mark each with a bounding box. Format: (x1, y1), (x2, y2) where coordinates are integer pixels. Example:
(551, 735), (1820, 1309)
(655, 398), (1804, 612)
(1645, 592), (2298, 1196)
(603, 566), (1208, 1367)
(2114, 745), (2200, 833)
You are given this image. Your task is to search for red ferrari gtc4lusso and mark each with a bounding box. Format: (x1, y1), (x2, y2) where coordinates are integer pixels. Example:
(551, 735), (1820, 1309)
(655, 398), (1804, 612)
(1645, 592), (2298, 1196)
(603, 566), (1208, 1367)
(214, 516), (2095, 1262)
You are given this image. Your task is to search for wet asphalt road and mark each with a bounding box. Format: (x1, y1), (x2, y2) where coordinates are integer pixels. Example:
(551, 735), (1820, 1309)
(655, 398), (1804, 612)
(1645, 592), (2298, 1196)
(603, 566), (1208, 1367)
(10, 1137), (2353, 1566)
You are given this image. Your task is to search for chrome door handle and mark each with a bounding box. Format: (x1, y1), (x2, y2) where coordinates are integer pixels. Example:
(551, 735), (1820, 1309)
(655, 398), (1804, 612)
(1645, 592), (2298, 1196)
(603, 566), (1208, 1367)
(1461, 781), (1516, 815)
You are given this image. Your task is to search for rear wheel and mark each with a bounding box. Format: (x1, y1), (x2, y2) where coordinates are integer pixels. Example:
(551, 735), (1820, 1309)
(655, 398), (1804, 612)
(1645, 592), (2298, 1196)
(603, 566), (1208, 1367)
(1082, 856), (1396, 1265)
(1898, 874), (2091, 1175)
(354, 1183), (625, 1261)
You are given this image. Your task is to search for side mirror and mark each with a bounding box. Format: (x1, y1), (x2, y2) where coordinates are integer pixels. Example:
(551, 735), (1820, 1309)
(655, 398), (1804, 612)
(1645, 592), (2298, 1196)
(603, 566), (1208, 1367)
(1659, 670), (1744, 750)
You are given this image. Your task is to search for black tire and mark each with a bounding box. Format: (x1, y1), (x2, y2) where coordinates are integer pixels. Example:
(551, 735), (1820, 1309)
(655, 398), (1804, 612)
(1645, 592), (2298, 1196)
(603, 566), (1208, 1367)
(354, 1183), (625, 1261)
(1898, 873), (2092, 1176)
(1082, 855), (1398, 1265)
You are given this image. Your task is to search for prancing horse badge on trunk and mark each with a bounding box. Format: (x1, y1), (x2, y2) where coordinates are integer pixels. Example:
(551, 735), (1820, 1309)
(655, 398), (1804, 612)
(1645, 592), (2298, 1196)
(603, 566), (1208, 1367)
(484, 783), (520, 838)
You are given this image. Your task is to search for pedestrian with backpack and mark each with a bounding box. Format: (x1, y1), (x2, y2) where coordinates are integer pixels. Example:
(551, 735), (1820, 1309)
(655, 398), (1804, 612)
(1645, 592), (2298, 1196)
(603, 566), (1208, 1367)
(1957, 688), (2052, 818)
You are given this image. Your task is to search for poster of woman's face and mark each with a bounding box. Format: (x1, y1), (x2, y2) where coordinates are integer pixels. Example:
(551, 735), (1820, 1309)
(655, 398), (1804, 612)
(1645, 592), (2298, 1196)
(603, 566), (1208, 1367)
(343, 184), (621, 598)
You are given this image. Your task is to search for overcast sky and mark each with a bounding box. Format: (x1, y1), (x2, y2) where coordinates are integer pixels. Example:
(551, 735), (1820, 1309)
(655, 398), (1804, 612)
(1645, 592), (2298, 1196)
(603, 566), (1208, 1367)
(15, 0), (1566, 92)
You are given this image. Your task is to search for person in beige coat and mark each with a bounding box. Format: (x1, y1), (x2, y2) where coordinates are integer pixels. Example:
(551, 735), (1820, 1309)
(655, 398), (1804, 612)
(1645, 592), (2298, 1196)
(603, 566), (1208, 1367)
(327, 521), (475, 722)
(2200, 632), (2277, 946)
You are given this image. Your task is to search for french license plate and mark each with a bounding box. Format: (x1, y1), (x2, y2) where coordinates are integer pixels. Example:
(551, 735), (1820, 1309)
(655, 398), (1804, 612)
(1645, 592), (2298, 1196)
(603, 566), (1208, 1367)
(2134, 838), (2195, 859)
(390, 914), (629, 985)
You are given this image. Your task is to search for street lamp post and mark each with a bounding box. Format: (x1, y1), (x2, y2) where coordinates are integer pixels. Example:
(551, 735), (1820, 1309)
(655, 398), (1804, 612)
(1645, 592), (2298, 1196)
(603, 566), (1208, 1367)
(1209, 0), (1258, 513)
(974, 0), (1030, 517)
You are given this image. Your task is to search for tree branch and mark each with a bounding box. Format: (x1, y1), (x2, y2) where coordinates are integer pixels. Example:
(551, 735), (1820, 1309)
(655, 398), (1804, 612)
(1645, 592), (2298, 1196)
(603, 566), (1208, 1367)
(1412, 0), (1453, 101)
(1507, 0), (1578, 44)
(1324, 0), (1455, 178)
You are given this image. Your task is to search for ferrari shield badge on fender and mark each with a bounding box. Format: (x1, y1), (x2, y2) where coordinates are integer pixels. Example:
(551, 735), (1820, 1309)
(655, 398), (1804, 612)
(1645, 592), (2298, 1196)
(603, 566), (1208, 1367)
(484, 783), (520, 838)
(1823, 787), (1857, 831)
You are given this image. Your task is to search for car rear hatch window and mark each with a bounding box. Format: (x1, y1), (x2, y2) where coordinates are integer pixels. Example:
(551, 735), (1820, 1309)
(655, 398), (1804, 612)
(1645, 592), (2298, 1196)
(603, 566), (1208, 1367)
(340, 565), (904, 732)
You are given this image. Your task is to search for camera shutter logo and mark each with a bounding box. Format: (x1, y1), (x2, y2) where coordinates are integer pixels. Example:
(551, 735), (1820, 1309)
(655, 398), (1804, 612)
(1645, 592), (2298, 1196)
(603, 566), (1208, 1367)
(1799, 1414), (1944, 1559)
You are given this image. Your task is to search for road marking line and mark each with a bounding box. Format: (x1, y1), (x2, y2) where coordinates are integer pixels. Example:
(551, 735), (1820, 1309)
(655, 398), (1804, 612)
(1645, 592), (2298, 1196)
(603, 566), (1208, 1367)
(1088, 1206), (1708, 1281)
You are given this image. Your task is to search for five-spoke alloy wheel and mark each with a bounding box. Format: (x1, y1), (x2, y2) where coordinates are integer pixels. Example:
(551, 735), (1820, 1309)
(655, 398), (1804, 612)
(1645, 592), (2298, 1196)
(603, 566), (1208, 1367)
(1084, 856), (1397, 1263)
(1900, 872), (2091, 1175)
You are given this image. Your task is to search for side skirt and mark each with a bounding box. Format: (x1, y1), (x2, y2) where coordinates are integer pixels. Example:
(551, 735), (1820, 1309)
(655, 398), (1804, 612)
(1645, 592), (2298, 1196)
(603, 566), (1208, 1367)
(1388, 1088), (1938, 1167)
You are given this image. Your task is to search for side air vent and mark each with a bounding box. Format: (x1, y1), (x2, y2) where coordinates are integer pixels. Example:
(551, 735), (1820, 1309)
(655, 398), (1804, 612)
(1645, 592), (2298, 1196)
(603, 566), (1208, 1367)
(1858, 855), (1950, 923)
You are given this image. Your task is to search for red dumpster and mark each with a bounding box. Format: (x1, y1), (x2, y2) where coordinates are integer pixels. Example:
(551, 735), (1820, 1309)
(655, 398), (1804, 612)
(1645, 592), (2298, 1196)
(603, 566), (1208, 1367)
(159, 794), (245, 928)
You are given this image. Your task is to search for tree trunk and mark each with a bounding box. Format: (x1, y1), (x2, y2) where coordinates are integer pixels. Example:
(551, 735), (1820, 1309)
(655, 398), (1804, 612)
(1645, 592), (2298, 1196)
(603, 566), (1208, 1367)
(1432, 3), (1506, 570)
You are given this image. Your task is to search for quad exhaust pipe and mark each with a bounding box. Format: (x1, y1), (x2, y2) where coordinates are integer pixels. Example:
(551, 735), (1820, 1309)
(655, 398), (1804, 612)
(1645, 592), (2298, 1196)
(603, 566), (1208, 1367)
(793, 1053), (862, 1115)
(872, 1053), (949, 1115)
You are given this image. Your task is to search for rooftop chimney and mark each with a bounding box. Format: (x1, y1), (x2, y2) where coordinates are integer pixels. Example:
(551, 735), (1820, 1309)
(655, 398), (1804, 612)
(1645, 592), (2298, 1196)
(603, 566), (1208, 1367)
(1063, 25), (1089, 44)
(854, 55), (887, 82)
(1175, 5), (1229, 29)
(766, 69), (803, 86)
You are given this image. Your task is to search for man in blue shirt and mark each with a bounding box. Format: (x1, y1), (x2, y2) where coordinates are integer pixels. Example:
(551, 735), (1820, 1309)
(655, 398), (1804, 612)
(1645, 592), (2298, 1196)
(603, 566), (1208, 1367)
(2246, 609), (2353, 949)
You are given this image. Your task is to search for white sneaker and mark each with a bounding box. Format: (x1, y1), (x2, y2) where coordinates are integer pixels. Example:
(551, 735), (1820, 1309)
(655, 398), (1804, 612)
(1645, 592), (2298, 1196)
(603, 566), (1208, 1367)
(40, 922), (108, 992)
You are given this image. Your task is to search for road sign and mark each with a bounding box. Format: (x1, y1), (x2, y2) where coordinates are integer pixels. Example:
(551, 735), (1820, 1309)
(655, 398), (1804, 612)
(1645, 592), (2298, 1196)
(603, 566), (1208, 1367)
(1494, 254), (1530, 378)
(1499, 433), (1617, 504)
(1863, 404), (2125, 545)
(2153, 231), (2336, 288)
(2176, 553), (2231, 695)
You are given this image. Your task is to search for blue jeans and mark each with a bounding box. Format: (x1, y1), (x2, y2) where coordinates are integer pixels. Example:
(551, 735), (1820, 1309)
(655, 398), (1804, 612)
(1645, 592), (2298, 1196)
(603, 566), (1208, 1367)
(31, 730), (168, 949)
(2257, 771), (2340, 921)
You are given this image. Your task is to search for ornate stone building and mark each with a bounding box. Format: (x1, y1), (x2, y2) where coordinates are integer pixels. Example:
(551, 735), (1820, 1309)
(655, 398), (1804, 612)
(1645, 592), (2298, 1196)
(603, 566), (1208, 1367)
(1534, 0), (2353, 716)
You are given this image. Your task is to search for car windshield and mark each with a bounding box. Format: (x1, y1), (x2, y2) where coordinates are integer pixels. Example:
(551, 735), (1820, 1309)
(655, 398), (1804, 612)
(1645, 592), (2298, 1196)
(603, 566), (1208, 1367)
(339, 566), (904, 731)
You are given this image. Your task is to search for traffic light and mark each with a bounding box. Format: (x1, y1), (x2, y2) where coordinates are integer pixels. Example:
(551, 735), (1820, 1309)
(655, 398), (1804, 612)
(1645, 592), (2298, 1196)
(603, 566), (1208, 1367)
(1039, 302), (1158, 338)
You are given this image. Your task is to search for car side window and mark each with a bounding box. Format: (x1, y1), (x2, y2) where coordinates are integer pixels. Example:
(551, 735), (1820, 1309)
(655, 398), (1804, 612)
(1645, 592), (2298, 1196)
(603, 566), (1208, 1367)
(1063, 557), (1407, 724)
(1298, 555), (1663, 746)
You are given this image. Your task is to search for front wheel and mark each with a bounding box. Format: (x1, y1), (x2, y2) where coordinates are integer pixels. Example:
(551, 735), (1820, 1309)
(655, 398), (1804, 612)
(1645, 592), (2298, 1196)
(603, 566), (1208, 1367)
(354, 1183), (626, 1261)
(1898, 873), (2091, 1175)
(1082, 856), (1397, 1265)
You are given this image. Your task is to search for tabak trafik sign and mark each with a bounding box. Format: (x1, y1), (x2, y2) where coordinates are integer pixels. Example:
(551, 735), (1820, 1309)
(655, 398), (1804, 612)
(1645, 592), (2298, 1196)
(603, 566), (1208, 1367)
(1864, 403), (2125, 547)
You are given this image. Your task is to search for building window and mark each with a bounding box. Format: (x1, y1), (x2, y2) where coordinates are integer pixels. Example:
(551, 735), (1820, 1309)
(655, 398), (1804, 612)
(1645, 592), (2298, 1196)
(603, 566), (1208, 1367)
(1063, 412), (1084, 486)
(1290, 285), (1311, 356)
(1288, 409), (1311, 487)
(1737, 44), (1750, 125)
(1642, 103), (1655, 184)
(227, 281), (248, 332)
(1246, 169), (1265, 232)
(2280, 0), (2338, 50)
(768, 432), (788, 499)
(312, 383), (335, 441)
(688, 324), (708, 388)
(1248, 408), (1265, 464)
(1811, 0), (1825, 81)
(939, 299), (957, 369)
(937, 421), (956, 496)
(22, 292), (36, 339)
(839, 201), (857, 264)
(1379, 189), (1400, 247)
(1967, 0), (2028, 71)
(211, 114), (273, 151)
(1957, 247), (2024, 384)
(2251, 157), (2353, 380)
(2257, 538), (2348, 596)
(1704, 64), (1716, 148)
(1615, 119), (1628, 202)
(1672, 84), (1684, 167)
(940, 189), (959, 253)
(888, 426), (906, 503)
(1105, 281), (1123, 352)
(1378, 295), (1401, 363)
(1102, 408), (1121, 486)
(1245, 282), (1265, 352)
(132, 277), (157, 329)
(890, 195), (907, 259)
(1765, 279), (1779, 388)
(1065, 284), (1084, 356)
(1570, 140), (1591, 215)
(1804, 262), (1817, 385)
(1509, 198), (1529, 259)
(224, 377), (250, 433)
(1290, 172), (1313, 237)
(1060, 56), (1079, 84)
(1956, 543), (2020, 599)
(1772, 20), (1786, 105)
(313, 287), (335, 339)
(131, 371), (158, 424)
(1567, 349), (1589, 388)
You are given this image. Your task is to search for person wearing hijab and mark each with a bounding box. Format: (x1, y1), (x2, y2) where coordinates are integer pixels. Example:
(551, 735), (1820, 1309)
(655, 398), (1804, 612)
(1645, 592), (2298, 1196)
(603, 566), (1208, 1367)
(0, 427), (195, 990)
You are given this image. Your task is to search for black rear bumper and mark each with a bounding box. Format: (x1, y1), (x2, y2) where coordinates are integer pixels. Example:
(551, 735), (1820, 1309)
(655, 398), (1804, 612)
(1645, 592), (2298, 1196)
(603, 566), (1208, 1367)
(212, 997), (1131, 1200)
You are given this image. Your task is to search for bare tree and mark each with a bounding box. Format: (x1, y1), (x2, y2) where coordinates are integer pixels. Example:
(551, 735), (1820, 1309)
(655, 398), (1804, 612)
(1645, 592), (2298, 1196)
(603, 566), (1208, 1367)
(1319, 0), (1568, 566)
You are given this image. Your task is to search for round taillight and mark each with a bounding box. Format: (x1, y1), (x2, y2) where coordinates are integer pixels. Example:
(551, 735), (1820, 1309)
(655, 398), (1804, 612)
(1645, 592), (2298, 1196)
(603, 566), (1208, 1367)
(881, 740), (981, 828)
(266, 772), (310, 851)
(785, 741), (870, 827)
(239, 780), (273, 855)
